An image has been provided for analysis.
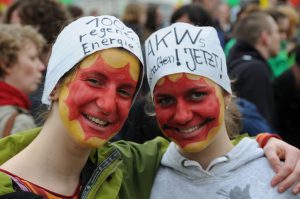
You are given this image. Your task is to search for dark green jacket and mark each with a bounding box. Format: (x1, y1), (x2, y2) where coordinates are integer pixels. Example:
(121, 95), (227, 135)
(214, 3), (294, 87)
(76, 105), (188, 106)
(0, 128), (169, 199)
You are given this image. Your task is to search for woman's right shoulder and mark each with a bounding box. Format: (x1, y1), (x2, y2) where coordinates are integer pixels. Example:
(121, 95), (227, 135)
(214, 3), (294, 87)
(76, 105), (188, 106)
(0, 106), (36, 136)
(108, 137), (170, 163)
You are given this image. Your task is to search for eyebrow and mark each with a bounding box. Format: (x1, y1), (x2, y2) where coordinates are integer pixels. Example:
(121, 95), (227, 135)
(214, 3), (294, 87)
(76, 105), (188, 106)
(120, 83), (136, 89)
(80, 71), (106, 78)
(154, 85), (210, 96)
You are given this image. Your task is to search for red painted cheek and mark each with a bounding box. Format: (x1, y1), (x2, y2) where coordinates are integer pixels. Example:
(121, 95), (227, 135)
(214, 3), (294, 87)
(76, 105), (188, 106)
(65, 83), (85, 119)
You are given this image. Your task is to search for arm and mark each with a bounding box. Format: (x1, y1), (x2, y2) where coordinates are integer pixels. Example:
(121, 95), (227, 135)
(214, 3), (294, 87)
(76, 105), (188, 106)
(257, 133), (300, 194)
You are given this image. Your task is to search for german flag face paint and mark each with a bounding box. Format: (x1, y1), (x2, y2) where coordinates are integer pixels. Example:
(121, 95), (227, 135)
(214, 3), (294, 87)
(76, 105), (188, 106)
(58, 48), (140, 148)
(154, 73), (225, 153)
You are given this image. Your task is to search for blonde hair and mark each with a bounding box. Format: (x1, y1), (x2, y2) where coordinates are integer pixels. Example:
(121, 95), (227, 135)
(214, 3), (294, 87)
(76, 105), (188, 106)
(277, 5), (299, 39)
(0, 24), (46, 77)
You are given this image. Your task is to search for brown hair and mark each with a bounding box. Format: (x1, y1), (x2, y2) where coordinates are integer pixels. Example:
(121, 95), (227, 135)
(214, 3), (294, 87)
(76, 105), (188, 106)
(233, 12), (273, 45)
(4, 0), (69, 45)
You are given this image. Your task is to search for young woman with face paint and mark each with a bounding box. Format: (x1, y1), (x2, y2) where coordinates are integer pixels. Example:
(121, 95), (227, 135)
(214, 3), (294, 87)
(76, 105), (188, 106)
(0, 16), (169, 199)
(0, 16), (299, 199)
(146, 23), (300, 198)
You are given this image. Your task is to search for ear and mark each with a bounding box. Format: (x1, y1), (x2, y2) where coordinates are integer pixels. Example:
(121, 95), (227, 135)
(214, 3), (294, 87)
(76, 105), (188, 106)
(0, 60), (12, 75)
(223, 92), (232, 109)
(260, 31), (269, 46)
(50, 85), (60, 101)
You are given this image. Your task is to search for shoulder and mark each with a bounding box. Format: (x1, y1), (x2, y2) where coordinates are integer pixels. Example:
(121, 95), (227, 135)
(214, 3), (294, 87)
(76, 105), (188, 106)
(0, 128), (40, 165)
(0, 106), (36, 136)
(111, 137), (169, 159)
(233, 57), (267, 73)
(12, 114), (36, 134)
(0, 171), (15, 195)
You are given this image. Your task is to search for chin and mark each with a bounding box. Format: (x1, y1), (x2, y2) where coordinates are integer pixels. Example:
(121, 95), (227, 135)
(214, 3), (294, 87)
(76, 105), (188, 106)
(77, 136), (108, 148)
(177, 141), (210, 153)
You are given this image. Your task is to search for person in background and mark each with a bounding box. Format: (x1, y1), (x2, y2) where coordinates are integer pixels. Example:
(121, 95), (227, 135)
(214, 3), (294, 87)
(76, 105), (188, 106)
(146, 22), (298, 198)
(143, 3), (164, 42)
(274, 45), (300, 148)
(216, 2), (232, 35)
(3, 0), (69, 126)
(191, 0), (225, 48)
(170, 4), (214, 27)
(67, 5), (84, 20)
(277, 5), (299, 54)
(228, 12), (280, 129)
(267, 8), (292, 79)
(0, 24), (45, 137)
(3, 0), (68, 62)
(224, 2), (261, 57)
(122, 2), (146, 43)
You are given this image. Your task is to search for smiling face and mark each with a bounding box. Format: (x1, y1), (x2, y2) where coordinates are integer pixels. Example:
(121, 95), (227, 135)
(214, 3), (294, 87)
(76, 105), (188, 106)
(58, 48), (140, 148)
(153, 73), (226, 152)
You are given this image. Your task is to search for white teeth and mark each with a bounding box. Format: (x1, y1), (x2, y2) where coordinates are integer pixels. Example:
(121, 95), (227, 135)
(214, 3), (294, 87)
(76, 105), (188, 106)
(180, 125), (200, 134)
(86, 115), (108, 126)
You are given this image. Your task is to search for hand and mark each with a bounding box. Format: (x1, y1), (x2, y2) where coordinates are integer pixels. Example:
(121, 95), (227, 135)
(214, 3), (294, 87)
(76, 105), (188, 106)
(263, 137), (300, 194)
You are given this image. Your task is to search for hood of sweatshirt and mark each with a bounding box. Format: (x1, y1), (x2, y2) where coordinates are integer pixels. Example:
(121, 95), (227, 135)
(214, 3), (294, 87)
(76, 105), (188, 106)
(160, 138), (264, 181)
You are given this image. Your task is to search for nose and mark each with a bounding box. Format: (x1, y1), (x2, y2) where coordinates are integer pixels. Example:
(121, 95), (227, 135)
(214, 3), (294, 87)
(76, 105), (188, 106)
(173, 99), (192, 125)
(37, 59), (46, 71)
(95, 88), (117, 115)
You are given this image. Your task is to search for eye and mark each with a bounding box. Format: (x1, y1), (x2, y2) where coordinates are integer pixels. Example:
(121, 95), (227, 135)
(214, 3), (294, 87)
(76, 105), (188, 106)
(85, 78), (103, 87)
(156, 96), (175, 107)
(30, 55), (38, 61)
(118, 88), (133, 99)
(189, 91), (206, 101)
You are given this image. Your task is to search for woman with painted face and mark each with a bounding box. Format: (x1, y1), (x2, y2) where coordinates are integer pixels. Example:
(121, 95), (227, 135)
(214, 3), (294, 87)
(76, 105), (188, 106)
(0, 16), (168, 199)
(146, 23), (299, 198)
(0, 16), (299, 199)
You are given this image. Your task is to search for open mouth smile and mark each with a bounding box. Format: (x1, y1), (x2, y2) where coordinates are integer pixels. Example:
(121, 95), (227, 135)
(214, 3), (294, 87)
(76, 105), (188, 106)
(163, 118), (214, 135)
(83, 113), (110, 127)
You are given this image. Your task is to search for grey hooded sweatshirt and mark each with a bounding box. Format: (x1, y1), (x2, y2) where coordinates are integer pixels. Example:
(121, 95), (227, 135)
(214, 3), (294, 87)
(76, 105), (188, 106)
(150, 138), (296, 199)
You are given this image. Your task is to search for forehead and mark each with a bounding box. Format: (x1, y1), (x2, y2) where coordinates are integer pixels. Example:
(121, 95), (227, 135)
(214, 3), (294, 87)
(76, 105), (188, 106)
(155, 73), (218, 88)
(79, 48), (140, 80)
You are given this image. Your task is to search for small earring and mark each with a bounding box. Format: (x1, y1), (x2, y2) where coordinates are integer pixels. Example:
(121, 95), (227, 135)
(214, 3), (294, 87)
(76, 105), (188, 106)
(225, 106), (229, 110)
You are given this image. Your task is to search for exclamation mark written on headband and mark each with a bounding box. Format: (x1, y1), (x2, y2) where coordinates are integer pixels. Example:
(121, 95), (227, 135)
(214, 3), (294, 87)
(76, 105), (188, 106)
(220, 60), (223, 79)
(175, 49), (181, 66)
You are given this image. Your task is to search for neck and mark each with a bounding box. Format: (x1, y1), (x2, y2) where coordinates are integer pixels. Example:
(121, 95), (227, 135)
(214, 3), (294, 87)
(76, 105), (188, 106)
(31, 120), (91, 177)
(255, 44), (269, 60)
(180, 125), (234, 170)
(1, 108), (91, 194)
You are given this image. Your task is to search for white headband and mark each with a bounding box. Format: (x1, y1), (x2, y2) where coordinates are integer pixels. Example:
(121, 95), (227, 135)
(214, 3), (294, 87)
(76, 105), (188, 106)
(145, 23), (231, 95)
(42, 15), (144, 105)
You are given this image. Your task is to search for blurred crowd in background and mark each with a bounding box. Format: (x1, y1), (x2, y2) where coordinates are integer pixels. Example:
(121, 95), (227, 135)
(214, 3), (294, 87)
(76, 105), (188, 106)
(0, 0), (300, 149)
